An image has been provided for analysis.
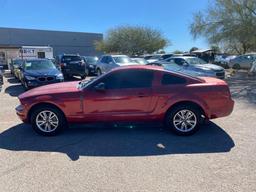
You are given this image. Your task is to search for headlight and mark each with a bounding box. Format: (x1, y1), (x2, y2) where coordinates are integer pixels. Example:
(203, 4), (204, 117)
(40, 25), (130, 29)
(25, 75), (36, 80)
(56, 73), (64, 80)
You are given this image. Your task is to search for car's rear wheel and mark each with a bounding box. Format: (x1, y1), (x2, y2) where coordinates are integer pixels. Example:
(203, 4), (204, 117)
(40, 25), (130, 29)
(31, 106), (66, 136)
(165, 105), (201, 136)
(233, 64), (241, 70)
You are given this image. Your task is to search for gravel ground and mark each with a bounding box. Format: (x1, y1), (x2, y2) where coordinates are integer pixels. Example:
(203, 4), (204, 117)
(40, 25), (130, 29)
(0, 72), (255, 192)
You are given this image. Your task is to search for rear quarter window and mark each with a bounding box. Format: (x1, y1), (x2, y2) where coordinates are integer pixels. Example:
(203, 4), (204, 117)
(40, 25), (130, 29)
(161, 73), (186, 85)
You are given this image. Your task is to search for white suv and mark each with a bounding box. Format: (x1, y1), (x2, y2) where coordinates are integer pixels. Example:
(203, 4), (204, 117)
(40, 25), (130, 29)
(95, 55), (138, 75)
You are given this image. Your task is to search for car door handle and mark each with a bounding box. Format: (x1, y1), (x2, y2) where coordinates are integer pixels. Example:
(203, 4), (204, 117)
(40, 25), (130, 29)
(137, 93), (147, 98)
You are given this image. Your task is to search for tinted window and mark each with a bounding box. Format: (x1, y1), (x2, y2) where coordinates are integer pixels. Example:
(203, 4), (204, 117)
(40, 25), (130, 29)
(85, 57), (98, 64)
(61, 56), (81, 62)
(161, 54), (173, 60)
(99, 70), (154, 89)
(100, 56), (108, 63)
(161, 74), (186, 85)
(174, 58), (185, 65)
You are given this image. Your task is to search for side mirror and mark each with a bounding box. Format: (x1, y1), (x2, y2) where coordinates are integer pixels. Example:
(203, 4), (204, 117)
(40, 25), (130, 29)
(94, 82), (106, 92)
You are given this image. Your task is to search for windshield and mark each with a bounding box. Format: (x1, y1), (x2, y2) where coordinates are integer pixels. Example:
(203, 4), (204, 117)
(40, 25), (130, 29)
(86, 57), (98, 64)
(184, 57), (207, 65)
(133, 58), (149, 64)
(24, 60), (56, 70)
(113, 56), (133, 64)
(149, 55), (162, 60)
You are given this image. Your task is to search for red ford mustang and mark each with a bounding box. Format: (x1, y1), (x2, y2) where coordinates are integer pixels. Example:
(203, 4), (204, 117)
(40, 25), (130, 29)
(16, 65), (234, 136)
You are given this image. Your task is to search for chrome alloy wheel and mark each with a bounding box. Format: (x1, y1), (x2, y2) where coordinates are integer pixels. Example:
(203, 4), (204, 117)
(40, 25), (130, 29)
(36, 110), (59, 133)
(173, 109), (197, 132)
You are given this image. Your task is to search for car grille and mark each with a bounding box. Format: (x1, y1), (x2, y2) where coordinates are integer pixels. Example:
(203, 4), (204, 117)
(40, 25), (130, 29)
(38, 76), (55, 82)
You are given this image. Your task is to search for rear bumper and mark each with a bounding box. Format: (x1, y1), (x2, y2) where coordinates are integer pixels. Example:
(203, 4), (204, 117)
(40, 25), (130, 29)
(209, 99), (234, 119)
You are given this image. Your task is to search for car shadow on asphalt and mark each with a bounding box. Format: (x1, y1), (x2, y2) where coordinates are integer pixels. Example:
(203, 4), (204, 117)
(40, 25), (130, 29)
(0, 122), (235, 161)
(227, 71), (256, 104)
(4, 84), (25, 97)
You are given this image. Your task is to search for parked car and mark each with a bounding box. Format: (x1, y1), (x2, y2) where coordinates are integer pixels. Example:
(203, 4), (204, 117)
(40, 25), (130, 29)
(146, 54), (163, 63)
(19, 59), (64, 90)
(16, 65), (234, 136)
(228, 53), (256, 69)
(55, 54), (88, 79)
(82, 56), (98, 75)
(10, 59), (24, 80)
(150, 56), (225, 79)
(131, 58), (149, 65)
(215, 55), (237, 68)
(0, 64), (3, 91)
(95, 55), (138, 75)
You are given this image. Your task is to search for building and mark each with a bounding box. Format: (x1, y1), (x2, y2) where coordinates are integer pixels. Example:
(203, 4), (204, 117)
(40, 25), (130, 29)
(0, 27), (103, 68)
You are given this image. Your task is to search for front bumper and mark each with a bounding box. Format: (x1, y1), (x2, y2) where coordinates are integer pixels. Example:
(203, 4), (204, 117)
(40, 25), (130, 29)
(25, 79), (63, 88)
(15, 104), (29, 123)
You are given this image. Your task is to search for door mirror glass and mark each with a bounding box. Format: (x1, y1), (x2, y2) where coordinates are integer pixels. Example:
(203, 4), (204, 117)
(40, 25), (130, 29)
(94, 82), (106, 91)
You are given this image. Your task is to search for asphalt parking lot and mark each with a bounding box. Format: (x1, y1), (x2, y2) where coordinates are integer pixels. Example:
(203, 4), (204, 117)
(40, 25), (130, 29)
(0, 72), (256, 192)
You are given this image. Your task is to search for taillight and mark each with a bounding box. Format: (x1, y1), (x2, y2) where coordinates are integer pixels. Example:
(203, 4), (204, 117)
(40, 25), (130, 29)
(80, 60), (85, 66)
(60, 63), (66, 68)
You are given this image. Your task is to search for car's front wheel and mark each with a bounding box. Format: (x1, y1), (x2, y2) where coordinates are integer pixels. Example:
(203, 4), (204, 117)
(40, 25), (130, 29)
(165, 105), (201, 136)
(31, 106), (66, 136)
(97, 68), (102, 76)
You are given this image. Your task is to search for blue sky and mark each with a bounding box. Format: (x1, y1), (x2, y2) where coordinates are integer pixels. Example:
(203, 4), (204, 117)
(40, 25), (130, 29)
(0, 0), (209, 52)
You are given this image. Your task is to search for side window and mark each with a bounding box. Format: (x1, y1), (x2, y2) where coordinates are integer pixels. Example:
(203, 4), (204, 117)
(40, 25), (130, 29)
(98, 70), (154, 89)
(106, 56), (113, 64)
(174, 59), (184, 65)
(119, 70), (154, 89)
(161, 73), (186, 85)
(100, 56), (107, 63)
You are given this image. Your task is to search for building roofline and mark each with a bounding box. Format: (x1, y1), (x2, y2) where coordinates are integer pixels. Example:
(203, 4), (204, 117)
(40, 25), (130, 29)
(0, 26), (103, 36)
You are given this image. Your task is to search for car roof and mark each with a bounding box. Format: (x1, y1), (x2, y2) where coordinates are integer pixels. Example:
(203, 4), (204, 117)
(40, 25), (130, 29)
(170, 56), (197, 59)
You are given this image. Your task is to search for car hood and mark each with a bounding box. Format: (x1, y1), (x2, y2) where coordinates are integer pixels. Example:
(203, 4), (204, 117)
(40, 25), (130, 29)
(117, 62), (139, 66)
(19, 81), (79, 99)
(24, 69), (61, 76)
(193, 64), (224, 71)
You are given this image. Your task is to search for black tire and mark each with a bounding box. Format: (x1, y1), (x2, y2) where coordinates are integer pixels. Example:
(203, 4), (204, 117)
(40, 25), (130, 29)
(31, 106), (67, 136)
(233, 64), (241, 70)
(23, 81), (29, 90)
(164, 105), (202, 136)
(97, 68), (102, 76)
(81, 74), (87, 79)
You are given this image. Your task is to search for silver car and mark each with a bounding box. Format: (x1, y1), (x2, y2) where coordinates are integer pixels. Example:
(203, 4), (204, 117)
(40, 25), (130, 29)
(229, 53), (256, 69)
(151, 56), (225, 79)
(95, 55), (138, 75)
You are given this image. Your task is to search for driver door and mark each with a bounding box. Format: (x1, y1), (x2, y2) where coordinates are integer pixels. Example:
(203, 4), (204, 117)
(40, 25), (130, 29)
(82, 69), (154, 122)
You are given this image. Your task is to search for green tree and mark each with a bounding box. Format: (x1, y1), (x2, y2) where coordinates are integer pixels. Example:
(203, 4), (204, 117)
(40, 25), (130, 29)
(173, 50), (183, 54)
(189, 47), (199, 53)
(95, 26), (169, 56)
(210, 45), (221, 53)
(190, 0), (256, 54)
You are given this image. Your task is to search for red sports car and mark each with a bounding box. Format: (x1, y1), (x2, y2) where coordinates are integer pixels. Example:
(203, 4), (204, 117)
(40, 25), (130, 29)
(16, 65), (234, 136)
